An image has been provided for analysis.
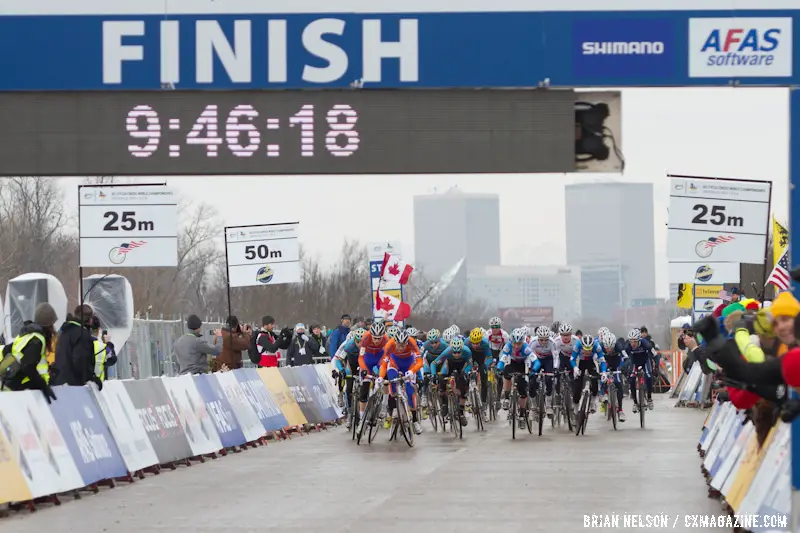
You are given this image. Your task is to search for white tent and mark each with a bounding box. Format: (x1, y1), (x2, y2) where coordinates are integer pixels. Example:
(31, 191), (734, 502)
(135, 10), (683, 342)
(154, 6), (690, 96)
(4, 273), (68, 338)
(83, 274), (135, 351)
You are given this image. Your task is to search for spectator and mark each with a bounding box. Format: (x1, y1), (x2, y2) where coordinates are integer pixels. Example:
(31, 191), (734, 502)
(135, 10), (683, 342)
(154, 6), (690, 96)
(218, 315), (251, 371)
(309, 324), (327, 360)
(174, 314), (222, 375)
(354, 317), (367, 329)
(52, 304), (98, 387)
(89, 316), (118, 382)
(327, 314), (352, 355)
(1, 303), (58, 404)
(251, 316), (292, 367)
(287, 323), (315, 366)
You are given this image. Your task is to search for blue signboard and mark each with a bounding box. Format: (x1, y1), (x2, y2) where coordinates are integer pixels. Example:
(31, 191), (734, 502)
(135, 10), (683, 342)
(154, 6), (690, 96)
(0, 8), (797, 90)
(193, 374), (247, 448)
(369, 261), (383, 279)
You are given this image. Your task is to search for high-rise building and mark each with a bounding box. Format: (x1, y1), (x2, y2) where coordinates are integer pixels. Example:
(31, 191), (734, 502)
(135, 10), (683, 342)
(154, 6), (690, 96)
(565, 183), (656, 318)
(413, 189), (501, 284)
(467, 265), (582, 320)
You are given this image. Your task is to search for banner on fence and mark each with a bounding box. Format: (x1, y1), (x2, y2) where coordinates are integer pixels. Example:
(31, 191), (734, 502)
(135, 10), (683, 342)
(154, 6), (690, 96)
(193, 373), (247, 448)
(123, 379), (193, 464)
(257, 368), (307, 427)
(49, 385), (127, 486)
(315, 364), (344, 419)
(299, 365), (338, 422)
(215, 371), (265, 442)
(162, 375), (223, 457)
(279, 367), (322, 424)
(0, 425), (32, 505)
(235, 368), (288, 432)
(93, 380), (158, 473)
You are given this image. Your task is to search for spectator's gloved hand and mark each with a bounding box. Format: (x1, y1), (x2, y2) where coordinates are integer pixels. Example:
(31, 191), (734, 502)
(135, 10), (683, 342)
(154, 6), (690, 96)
(332, 369), (339, 380)
(280, 327), (293, 339)
(90, 375), (103, 391)
(42, 384), (57, 404)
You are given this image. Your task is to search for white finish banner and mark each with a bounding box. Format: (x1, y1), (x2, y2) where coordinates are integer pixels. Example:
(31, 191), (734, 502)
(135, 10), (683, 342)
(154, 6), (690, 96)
(162, 375), (223, 457)
(667, 176), (770, 264)
(668, 262), (740, 284)
(79, 185), (178, 268)
(92, 380), (159, 473)
(214, 372), (265, 443)
(225, 222), (300, 288)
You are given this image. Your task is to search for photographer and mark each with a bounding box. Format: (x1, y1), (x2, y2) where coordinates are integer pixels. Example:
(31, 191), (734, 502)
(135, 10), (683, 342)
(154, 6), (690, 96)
(174, 315), (222, 375)
(248, 315), (292, 368)
(218, 315), (252, 371)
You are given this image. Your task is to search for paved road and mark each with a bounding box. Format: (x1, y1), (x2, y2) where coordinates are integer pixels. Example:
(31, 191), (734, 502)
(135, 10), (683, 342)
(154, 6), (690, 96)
(2, 395), (727, 533)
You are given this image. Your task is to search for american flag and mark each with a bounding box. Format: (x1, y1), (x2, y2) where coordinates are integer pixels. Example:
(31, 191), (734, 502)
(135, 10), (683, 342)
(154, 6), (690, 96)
(704, 235), (735, 249)
(767, 249), (791, 291)
(118, 241), (146, 254)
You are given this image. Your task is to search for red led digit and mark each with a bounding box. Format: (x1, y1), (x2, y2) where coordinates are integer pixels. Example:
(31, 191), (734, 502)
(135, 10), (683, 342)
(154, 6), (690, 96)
(326, 105), (359, 157)
(126, 105), (161, 158)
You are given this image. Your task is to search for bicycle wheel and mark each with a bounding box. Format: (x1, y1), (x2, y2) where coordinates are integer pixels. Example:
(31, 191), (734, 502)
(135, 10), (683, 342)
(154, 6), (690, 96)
(357, 395), (375, 445)
(638, 378), (646, 429)
(608, 383), (618, 431)
(474, 390), (485, 432)
(427, 388), (439, 432)
(487, 380), (496, 421)
(398, 396), (414, 447)
(581, 394), (589, 435)
(350, 407), (360, 441)
(537, 388), (545, 436)
(368, 395), (382, 443)
(575, 392), (588, 436)
(448, 395), (460, 439)
(563, 382), (574, 433)
(510, 393), (517, 440)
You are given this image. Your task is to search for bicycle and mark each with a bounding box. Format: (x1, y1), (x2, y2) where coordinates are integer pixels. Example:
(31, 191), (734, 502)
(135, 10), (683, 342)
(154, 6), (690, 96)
(633, 366), (648, 429)
(348, 374), (361, 441)
(356, 375), (383, 445)
(445, 372), (464, 440)
(604, 370), (623, 431)
(554, 369), (574, 432)
(387, 376), (414, 447)
(574, 370), (597, 437)
(507, 372), (532, 440)
(486, 366), (498, 422)
(533, 371), (555, 436)
(468, 370), (485, 432)
(423, 376), (441, 432)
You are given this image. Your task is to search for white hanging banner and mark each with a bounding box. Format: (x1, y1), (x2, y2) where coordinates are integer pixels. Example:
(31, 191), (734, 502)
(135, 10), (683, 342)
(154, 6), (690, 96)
(79, 185), (178, 267)
(225, 223), (300, 288)
(667, 176), (770, 269)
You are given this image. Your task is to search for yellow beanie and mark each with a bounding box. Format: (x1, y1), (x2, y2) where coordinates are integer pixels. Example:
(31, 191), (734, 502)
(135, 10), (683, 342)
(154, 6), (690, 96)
(771, 291), (800, 318)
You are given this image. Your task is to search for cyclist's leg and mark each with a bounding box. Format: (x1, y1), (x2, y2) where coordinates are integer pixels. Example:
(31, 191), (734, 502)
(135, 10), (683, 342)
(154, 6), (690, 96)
(644, 359), (654, 406)
(479, 365), (488, 404)
(517, 371), (528, 411)
(541, 358), (554, 413)
(386, 363), (399, 416)
(613, 370), (624, 411)
(571, 364), (583, 407)
(438, 373), (449, 415)
(456, 372), (469, 423)
(501, 364), (514, 404)
(628, 366), (638, 404)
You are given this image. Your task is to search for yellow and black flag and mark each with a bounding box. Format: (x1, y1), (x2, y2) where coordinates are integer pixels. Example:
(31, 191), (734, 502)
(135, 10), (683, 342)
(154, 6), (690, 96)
(677, 283), (693, 309)
(773, 216), (789, 267)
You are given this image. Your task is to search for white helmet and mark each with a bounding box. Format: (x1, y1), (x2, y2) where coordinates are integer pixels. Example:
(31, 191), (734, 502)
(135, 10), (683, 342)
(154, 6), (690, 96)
(450, 325), (460, 336)
(406, 327), (419, 338)
(387, 325), (399, 339)
(598, 327), (610, 338)
(346, 331), (355, 342)
(489, 317), (502, 328)
(520, 325), (529, 336)
(580, 335), (595, 350)
(558, 323), (573, 335)
(442, 329), (456, 343)
(601, 332), (616, 348)
(535, 326), (550, 339)
(627, 328), (641, 341)
(510, 329), (525, 343)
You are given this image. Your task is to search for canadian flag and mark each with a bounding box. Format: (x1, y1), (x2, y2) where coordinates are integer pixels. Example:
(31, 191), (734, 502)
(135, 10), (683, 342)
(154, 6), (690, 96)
(375, 290), (411, 322)
(380, 253), (414, 284)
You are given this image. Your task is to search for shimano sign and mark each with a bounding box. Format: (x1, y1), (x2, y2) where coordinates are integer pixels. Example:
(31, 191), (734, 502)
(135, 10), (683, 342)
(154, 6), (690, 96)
(582, 41), (665, 55)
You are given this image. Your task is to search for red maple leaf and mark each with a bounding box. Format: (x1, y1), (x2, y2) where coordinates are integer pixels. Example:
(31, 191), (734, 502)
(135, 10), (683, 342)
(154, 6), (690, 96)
(379, 296), (395, 311)
(388, 263), (401, 276)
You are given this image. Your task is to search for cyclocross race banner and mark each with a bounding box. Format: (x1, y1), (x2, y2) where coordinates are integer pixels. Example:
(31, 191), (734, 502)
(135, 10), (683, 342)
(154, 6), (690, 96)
(162, 375), (223, 457)
(234, 368), (289, 432)
(193, 373), (247, 448)
(257, 367), (307, 427)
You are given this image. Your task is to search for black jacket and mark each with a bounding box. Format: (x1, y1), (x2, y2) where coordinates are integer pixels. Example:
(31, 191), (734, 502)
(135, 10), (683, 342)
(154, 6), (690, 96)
(52, 319), (96, 386)
(287, 333), (315, 366)
(4, 323), (50, 393)
(255, 328), (292, 354)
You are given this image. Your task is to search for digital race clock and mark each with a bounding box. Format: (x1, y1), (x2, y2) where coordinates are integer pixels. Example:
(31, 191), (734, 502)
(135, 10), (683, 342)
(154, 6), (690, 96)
(0, 90), (577, 176)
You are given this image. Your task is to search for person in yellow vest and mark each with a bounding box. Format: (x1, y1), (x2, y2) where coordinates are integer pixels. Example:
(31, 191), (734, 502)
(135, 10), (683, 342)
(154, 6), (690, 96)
(89, 316), (117, 383)
(1, 303), (58, 403)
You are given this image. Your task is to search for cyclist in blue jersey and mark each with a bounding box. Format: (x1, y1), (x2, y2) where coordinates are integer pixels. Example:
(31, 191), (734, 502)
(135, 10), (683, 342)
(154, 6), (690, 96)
(531, 326), (558, 418)
(624, 328), (657, 412)
(571, 334), (607, 416)
(432, 337), (473, 427)
(420, 329), (449, 408)
(468, 327), (494, 422)
(497, 329), (535, 429)
(332, 328), (366, 428)
(598, 332), (627, 423)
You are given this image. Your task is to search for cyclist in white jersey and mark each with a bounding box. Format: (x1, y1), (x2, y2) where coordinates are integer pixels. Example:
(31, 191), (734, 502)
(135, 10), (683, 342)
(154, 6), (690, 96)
(531, 326), (558, 417)
(486, 317), (509, 357)
(553, 323), (579, 391)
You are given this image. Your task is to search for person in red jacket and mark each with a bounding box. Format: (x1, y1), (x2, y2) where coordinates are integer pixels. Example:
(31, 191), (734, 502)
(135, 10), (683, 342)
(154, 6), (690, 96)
(252, 315), (292, 367)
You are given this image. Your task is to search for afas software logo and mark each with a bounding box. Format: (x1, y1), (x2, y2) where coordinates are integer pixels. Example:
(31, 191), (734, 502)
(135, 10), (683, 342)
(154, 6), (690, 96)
(689, 17), (793, 78)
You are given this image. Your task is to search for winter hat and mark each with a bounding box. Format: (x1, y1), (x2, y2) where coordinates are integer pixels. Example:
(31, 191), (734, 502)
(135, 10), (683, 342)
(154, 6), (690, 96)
(781, 347), (800, 388)
(771, 292), (800, 318)
(34, 303), (58, 327)
(295, 323), (306, 333)
(754, 309), (774, 337)
(187, 315), (202, 330)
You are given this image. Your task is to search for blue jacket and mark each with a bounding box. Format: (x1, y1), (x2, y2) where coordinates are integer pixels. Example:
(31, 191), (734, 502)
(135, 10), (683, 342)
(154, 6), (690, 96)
(421, 339), (450, 372)
(571, 340), (607, 372)
(431, 345), (473, 375)
(327, 325), (350, 357)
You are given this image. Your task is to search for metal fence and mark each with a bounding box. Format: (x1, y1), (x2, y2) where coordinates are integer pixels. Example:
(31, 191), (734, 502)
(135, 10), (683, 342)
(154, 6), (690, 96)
(113, 318), (326, 379)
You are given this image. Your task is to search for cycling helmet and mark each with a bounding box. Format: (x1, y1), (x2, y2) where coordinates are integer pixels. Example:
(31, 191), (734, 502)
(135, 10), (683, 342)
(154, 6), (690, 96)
(558, 323), (573, 335)
(353, 328), (366, 342)
(345, 331), (355, 342)
(598, 326), (610, 338)
(601, 332), (616, 348)
(442, 329), (455, 343)
(450, 338), (465, 352)
(489, 316), (502, 328)
(427, 328), (441, 342)
(551, 321), (561, 334)
(520, 325), (529, 336)
(387, 325), (399, 339)
(406, 327), (418, 338)
(369, 322), (385, 338)
(450, 325), (460, 336)
(535, 326), (550, 339)
(469, 328), (483, 344)
(395, 330), (410, 345)
(580, 335), (595, 350)
(510, 329), (525, 343)
(627, 328), (641, 341)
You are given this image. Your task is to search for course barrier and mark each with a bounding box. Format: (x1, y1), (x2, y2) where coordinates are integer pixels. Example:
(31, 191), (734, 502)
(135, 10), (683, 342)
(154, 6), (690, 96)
(697, 400), (789, 531)
(0, 364), (342, 513)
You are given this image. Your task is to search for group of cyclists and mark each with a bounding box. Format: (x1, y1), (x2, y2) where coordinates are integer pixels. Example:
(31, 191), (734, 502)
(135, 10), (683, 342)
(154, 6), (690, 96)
(331, 316), (661, 437)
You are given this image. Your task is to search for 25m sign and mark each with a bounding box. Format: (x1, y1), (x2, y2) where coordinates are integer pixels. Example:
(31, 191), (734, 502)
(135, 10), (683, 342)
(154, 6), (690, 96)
(669, 197), (767, 234)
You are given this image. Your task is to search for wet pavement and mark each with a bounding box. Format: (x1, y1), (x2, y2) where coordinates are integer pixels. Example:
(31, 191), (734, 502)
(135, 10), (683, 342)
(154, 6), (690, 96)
(1, 395), (727, 532)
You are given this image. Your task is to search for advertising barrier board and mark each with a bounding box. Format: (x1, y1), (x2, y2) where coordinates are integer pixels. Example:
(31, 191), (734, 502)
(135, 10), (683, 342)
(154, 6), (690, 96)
(299, 365), (338, 422)
(235, 368), (288, 432)
(257, 367), (307, 427)
(162, 375), (223, 457)
(0, 425), (32, 504)
(279, 366), (322, 424)
(193, 373), (247, 448)
(215, 371), (265, 442)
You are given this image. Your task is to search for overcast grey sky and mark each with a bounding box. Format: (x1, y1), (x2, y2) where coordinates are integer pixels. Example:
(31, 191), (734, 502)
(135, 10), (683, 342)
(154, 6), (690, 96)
(59, 87), (789, 298)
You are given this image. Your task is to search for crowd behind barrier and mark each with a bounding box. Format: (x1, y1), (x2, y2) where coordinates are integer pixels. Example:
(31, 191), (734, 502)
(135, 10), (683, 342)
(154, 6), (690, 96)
(697, 399), (789, 531)
(0, 364), (342, 512)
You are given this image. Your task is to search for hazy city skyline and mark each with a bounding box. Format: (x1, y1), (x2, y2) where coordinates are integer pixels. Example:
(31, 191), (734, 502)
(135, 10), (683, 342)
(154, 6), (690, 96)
(55, 87), (789, 299)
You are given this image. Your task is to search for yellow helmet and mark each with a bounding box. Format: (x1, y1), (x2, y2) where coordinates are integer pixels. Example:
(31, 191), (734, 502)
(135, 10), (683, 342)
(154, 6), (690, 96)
(469, 328), (483, 344)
